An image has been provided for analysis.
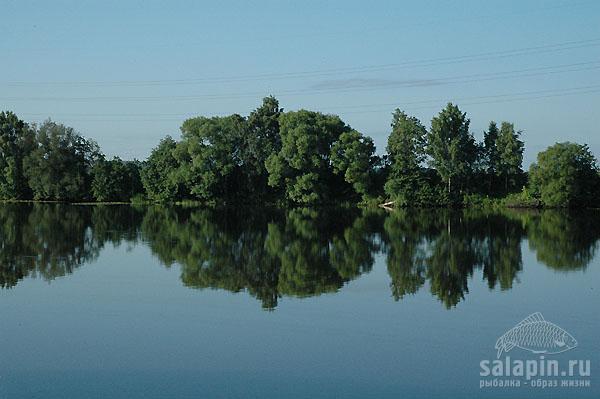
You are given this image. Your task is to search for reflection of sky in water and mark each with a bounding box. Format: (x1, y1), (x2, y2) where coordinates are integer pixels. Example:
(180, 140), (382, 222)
(0, 205), (598, 398)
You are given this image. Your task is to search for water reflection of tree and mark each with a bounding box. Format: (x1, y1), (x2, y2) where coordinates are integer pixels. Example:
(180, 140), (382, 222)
(0, 204), (144, 288)
(91, 205), (145, 248)
(383, 210), (526, 308)
(523, 210), (600, 271)
(140, 207), (381, 309)
(1, 204), (599, 309)
(0, 204), (100, 287)
(472, 212), (524, 291)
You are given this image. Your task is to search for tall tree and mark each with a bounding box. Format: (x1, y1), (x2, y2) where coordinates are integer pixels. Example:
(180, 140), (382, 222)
(176, 115), (246, 202)
(427, 103), (478, 198)
(384, 109), (428, 205)
(245, 96), (282, 173)
(24, 120), (101, 201)
(330, 130), (376, 198)
(140, 136), (183, 202)
(0, 111), (34, 199)
(482, 121), (499, 194)
(243, 96), (283, 199)
(496, 122), (524, 194)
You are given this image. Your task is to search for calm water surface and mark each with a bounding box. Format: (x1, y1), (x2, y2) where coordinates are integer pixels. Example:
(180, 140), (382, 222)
(0, 205), (598, 398)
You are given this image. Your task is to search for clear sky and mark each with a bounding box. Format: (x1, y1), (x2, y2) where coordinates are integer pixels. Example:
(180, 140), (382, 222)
(2, 0), (599, 165)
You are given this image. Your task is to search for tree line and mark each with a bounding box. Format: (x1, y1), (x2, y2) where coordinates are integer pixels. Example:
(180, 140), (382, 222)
(1, 98), (599, 207)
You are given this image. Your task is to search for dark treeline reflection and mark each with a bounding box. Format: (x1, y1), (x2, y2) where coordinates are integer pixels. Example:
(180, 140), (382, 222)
(141, 207), (382, 309)
(0, 205), (598, 308)
(382, 210), (526, 308)
(0, 204), (143, 289)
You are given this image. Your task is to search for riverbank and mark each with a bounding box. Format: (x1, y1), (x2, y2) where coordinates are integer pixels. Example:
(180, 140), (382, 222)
(2, 195), (597, 210)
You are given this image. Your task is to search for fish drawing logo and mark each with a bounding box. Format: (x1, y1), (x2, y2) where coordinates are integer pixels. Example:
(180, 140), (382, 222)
(495, 312), (577, 358)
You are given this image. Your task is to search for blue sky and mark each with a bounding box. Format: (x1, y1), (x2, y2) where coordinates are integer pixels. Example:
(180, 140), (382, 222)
(2, 0), (599, 165)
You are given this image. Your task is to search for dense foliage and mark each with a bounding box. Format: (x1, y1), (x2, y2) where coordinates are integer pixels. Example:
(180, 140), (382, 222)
(24, 120), (102, 201)
(384, 110), (436, 206)
(1, 98), (599, 207)
(427, 103), (478, 198)
(266, 110), (377, 204)
(91, 157), (143, 202)
(529, 142), (600, 207)
(140, 136), (181, 202)
(0, 111), (34, 199)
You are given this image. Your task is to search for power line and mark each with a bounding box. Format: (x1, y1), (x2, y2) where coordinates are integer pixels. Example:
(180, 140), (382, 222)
(327, 84), (600, 110)
(343, 88), (600, 114)
(17, 84), (600, 121)
(4, 60), (599, 102)
(4, 38), (600, 87)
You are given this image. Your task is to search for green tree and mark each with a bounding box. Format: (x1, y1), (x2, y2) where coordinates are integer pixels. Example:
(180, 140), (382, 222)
(330, 130), (376, 198)
(384, 110), (428, 205)
(91, 157), (143, 202)
(496, 122), (524, 194)
(23, 120), (101, 201)
(482, 121), (500, 194)
(0, 111), (34, 199)
(265, 110), (350, 204)
(427, 103), (478, 198)
(529, 142), (599, 207)
(176, 115), (246, 202)
(141, 136), (183, 202)
(243, 96), (283, 199)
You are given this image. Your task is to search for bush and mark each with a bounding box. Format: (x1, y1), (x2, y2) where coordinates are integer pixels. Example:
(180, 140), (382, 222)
(528, 142), (599, 208)
(502, 188), (541, 208)
(462, 193), (500, 208)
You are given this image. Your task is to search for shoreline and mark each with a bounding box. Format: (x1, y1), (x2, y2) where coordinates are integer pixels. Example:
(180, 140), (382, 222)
(1, 198), (598, 210)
